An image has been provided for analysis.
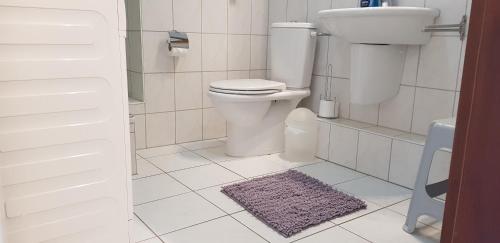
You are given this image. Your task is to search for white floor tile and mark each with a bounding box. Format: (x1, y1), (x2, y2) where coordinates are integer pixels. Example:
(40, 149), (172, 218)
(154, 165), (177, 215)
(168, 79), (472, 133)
(218, 154), (319, 178)
(194, 146), (236, 163)
(341, 209), (441, 243)
(388, 199), (443, 230)
(133, 174), (190, 205)
(138, 237), (163, 243)
(295, 162), (367, 186)
(135, 192), (226, 235)
(160, 216), (267, 243)
(179, 139), (225, 151)
(132, 215), (155, 242)
(137, 145), (187, 158)
(133, 158), (163, 180)
(335, 177), (412, 207)
(232, 211), (335, 243)
(146, 151), (212, 172)
(330, 201), (382, 225)
(294, 226), (370, 243)
(197, 184), (245, 214)
(169, 164), (244, 190)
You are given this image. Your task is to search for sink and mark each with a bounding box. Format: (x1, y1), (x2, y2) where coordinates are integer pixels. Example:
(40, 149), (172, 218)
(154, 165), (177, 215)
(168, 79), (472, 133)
(317, 7), (440, 105)
(318, 7), (440, 45)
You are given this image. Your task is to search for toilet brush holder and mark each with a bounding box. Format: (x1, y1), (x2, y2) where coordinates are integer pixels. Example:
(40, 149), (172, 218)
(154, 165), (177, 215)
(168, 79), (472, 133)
(318, 98), (340, 119)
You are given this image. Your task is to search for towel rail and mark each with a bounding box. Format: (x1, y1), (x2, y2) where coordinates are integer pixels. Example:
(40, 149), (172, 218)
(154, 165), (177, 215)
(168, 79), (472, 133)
(423, 15), (467, 40)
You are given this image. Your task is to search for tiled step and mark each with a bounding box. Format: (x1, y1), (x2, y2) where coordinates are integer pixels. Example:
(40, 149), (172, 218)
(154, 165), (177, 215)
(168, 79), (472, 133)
(316, 118), (451, 190)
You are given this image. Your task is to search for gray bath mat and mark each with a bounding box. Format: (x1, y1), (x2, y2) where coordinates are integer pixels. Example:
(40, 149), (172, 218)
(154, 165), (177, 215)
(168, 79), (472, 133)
(221, 170), (366, 237)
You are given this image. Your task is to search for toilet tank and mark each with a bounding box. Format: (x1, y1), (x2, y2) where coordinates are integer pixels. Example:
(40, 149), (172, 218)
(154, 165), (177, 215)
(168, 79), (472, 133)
(271, 22), (317, 89)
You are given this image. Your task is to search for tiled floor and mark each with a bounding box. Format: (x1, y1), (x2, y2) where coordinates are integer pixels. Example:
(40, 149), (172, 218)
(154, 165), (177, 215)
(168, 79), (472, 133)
(132, 139), (442, 243)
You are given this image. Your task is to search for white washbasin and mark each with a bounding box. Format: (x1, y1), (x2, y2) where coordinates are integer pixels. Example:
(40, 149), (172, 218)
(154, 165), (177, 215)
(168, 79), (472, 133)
(318, 7), (440, 45)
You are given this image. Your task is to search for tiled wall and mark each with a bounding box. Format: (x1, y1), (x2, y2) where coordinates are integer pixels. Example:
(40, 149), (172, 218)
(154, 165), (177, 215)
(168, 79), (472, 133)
(267, 0), (471, 136)
(125, 0), (270, 149)
(316, 118), (452, 190)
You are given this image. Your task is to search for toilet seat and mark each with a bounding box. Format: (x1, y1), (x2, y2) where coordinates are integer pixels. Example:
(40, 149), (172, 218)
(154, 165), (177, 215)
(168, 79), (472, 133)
(209, 79), (286, 95)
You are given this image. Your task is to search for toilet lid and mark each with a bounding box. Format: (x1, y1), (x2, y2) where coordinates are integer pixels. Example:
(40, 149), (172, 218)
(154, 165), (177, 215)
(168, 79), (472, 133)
(209, 79), (286, 95)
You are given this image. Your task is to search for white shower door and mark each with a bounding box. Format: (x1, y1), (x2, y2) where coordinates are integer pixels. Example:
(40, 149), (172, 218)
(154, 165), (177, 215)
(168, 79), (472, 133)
(0, 0), (131, 242)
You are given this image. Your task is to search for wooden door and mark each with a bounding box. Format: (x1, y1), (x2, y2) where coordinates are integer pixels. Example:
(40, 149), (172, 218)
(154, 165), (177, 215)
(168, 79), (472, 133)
(442, 0), (500, 242)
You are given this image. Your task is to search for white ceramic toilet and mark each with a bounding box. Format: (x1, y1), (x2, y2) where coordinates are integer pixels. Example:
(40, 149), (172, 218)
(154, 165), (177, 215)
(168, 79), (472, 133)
(209, 22), (317, 157)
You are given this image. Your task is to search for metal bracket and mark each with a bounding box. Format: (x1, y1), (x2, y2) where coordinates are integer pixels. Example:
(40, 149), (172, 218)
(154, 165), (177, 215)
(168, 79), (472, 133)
(423, 15), (467, 40)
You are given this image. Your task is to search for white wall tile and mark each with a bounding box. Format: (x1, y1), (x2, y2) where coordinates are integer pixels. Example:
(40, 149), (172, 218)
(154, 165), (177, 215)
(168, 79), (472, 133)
(453, 91), (460, 117)
(175, 72), (203, 110)
(126, 31), (143, 72)
(228, 35), (251, 70)
(332, 78), (350, 118)
(173, 0), (202, 32)
(401, 46), (419, 86)
(329, 125), (359, 169)
(176, 109), (203, 143)
(203, 72), (228, 108)
(350, 104), (379, 125)
(135, 114), (147, 149)
(316, 121), (331, 160)
(268, 0), (287, 34)
(175, 33), (202, 72)
(417, 37), (462, 90)
(228, 70), (250, 79)
(228, 0), (252, 34)
(389, 140), (423, 188)
(328, 37), (351, 78)
(252, 0), (269, 35)
(307, 0), (332, 32)
(287, 0), (308, 22)
(379, 86), (415, 131)
(425, 0), (467, 26)
(146, 112), (176, 147)
(456, 38), (467, 91)
(393, 0), (424, 7)
(312, 36), (329, 76)
(202, 0), (227, 33)
(142, 31), (175, 73)
(250, 70), (267, 79)
(202, 34), (228, 71)
(266, 36), (272, 70)
(411, 88), (455, 135)
(203, 108), (227, 139)
(144, 73), (175, 113)
(141, 0), (173, 31)
(332, 0), (358, 9)
(250, 35), (268, 70)
(357, 132), (392, 180)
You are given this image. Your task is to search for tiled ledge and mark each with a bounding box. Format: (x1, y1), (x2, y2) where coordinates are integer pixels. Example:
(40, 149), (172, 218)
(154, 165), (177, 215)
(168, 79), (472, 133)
(129, 97), (145, 115)
(316, 118), (451, 190)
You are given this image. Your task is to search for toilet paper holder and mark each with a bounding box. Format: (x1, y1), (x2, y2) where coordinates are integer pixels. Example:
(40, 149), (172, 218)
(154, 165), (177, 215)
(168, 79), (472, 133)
(167, 30), (189, 51)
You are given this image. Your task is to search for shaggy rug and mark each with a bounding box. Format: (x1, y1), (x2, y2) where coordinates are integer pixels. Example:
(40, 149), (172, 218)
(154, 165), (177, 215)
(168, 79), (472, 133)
(221, 170), (367, 237)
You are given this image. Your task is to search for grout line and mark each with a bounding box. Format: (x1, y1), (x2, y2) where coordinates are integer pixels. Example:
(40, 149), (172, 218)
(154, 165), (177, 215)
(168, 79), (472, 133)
(338, 225), (375, 243)
(134, 212), (165, 242)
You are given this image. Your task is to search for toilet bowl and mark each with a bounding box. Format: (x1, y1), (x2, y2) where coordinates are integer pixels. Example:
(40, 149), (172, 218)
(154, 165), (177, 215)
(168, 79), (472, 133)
(209, 22), (317, 157)
(208, 79), (310, 156)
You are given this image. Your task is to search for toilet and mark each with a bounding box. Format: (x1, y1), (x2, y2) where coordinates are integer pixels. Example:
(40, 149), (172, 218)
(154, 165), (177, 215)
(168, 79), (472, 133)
(209, 22), (317, 157)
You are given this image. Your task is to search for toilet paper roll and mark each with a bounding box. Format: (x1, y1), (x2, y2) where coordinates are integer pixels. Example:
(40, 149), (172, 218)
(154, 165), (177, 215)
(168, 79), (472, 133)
(168, 48), (189, 57)
(318, 99), (340, 119)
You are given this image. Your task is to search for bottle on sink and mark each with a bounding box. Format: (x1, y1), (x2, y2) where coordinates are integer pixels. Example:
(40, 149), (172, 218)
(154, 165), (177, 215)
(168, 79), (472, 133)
(360, 0), (380, 7)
